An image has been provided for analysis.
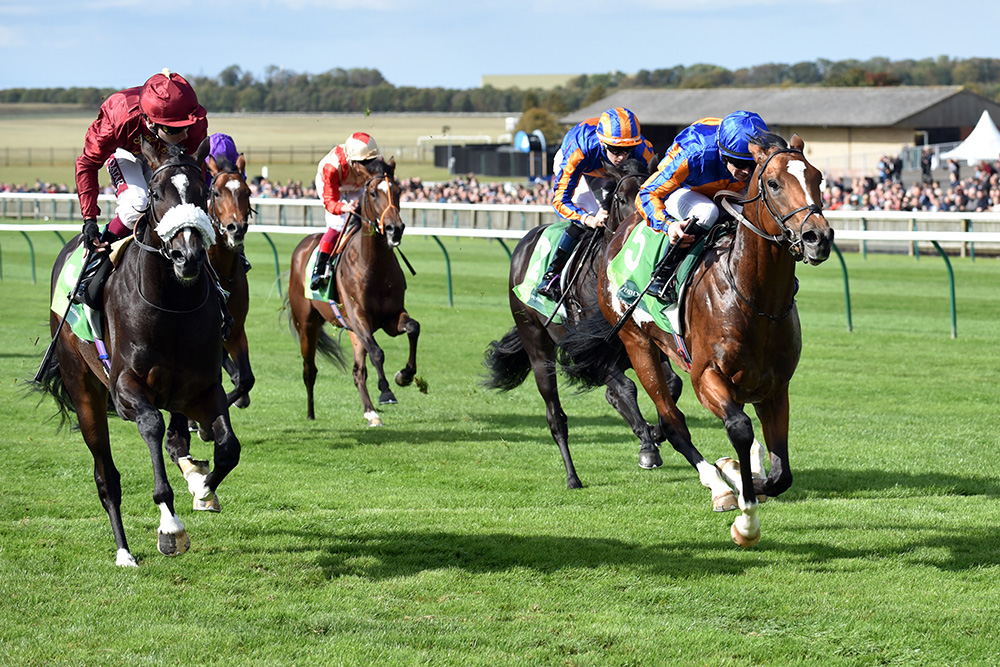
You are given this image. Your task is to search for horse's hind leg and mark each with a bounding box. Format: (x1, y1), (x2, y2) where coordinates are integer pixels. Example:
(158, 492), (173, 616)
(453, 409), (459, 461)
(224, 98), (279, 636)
(348, 331), (382, 426)
(392, 311), (419, 388)
(295, 312), (322, 420)
(604, 366), (662, 470)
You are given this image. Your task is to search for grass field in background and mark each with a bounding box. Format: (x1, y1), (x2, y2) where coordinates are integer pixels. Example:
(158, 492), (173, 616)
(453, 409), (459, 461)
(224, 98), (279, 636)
(1, 227), (999, 665)
(0, 111), (513, 187)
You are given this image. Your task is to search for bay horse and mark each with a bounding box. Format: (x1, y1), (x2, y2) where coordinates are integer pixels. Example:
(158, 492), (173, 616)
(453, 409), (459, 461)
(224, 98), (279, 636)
(561, 133), (833, 546)
(483, 158), (682, 489)
(33, 138), (241, 566)
(206, 151), (254, 408)
(287, 158), (420, 427)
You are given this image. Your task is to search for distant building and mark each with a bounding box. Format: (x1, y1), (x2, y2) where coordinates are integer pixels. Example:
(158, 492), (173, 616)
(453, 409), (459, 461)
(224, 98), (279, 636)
(481, 74), (583, 90)
(562, 86), (1000, 177)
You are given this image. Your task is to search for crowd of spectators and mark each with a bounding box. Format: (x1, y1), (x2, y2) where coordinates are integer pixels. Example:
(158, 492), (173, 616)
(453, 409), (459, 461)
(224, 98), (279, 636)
(6, 155), (1000, 212)
(823, 155), (1000, 213)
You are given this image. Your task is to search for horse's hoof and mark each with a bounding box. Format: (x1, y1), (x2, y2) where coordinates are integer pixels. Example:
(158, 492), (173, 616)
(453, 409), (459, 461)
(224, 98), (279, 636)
(394, 370), (414, 387)
(712, 490), (739, 512)
(197, 426), (213, 442)
(116, 549), (138, 567)
(379, 392), (397, 405)
(234, 394), (251, 409)
(158, 529), (190, 556)
(638, 448), (663, 469)
(731, 522), (760, 548)
(194, 493), (221, 512)
(364, 411), (383, 427)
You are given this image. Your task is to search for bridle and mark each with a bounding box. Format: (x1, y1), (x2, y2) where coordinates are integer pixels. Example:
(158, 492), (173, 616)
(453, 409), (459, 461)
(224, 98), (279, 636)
(720, 147), (824, 262)
(352, 173), (400, 237)
(130, 158), (213, 314)
(208, 169), (254, 230)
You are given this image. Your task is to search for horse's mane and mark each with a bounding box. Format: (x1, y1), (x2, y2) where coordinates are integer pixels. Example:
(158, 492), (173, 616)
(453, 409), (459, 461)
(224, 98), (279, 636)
(212, 153), (239, 174)
(750, 132), (788, 152)
(601, 157), (649, 210)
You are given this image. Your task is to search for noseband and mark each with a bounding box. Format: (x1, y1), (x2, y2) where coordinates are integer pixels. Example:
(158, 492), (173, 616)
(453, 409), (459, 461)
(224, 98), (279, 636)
(725, 148), (824, 261)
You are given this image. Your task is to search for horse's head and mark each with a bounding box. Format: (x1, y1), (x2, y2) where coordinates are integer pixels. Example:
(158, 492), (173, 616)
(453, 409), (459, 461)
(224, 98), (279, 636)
(357, 157), (404, 247)
(140, 137), (215, 282)
(603, 156), (654, 234)
(207, 152), (251, 252)
(746, 133), (834, 265)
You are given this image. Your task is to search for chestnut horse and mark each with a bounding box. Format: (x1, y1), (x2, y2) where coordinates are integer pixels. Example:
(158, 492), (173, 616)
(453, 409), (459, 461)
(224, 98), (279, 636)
(483, 158), (682, 489)
(287, 158), (420, 427)
(562, 133), (833, 546)
(33, 138), (241, 566)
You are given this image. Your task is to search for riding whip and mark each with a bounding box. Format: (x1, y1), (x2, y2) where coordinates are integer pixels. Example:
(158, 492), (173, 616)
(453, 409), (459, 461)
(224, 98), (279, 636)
(605, 218), (700, 342)
(35, 246), (91, 382)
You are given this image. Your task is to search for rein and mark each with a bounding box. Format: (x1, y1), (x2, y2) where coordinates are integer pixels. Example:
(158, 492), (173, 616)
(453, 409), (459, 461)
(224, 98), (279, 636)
(720, 147), (824, 261)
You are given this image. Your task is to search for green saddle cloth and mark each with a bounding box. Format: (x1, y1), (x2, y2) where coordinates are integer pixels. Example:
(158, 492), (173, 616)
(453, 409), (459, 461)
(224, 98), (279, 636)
(511, 221), (570, 325)
(51, 244), (97, 343)
(606, 224), (709, 336)
(304, 246), (340, 302)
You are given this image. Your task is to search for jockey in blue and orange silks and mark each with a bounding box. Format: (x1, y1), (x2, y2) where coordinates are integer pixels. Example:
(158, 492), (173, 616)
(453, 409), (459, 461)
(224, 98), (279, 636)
(536, 107), (655, 301)
(636, 110), (770, 299)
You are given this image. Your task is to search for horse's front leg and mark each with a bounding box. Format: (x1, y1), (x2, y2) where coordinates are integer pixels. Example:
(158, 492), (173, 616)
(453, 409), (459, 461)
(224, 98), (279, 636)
(184, 385), (242, 513)
(695, 369), (760, 548)
(117, 379), (189, 558)
(166, 412), (216, 512)
(348, 330), (381, 426)
(391, 311), (419, 388)
(224, 331), (255, 408)
(752, 387), (793, 498)
(620, 328), (734, 510)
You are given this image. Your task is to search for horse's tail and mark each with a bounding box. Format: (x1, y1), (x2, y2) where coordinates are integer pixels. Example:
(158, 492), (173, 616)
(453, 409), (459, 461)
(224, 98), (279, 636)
(26, 350), (75, 429)
(557, 311), (628, 390)
(282, 288), (348, 371)
(482, 326), (531, 391)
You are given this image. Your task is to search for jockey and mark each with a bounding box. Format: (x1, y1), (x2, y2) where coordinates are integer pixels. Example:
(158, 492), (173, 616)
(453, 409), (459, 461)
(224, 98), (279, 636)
(74, 69), (208, 309)
(310, 132), (382, 291)
(204, 133), (252, 272)
(536, 107), (655, 301)
(636, 110), (769, 300)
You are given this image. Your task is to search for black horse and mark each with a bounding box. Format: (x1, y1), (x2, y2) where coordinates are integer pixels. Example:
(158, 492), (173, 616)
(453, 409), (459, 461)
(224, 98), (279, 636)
(33, 138), (241, 566)
(483, 158), (681, 488)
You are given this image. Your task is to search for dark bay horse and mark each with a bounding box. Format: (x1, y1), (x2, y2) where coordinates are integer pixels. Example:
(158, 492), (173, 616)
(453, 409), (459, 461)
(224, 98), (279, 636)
(483, 158), (682, 489)
(206, 151), (254, 408)
(33, 138), (241, 566)
(287, 158), (420, 427)
(562, 133), (833, 546)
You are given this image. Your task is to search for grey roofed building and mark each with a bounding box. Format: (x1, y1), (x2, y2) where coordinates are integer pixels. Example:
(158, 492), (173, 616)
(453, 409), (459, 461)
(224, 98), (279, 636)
(561, 86), (1000, 177)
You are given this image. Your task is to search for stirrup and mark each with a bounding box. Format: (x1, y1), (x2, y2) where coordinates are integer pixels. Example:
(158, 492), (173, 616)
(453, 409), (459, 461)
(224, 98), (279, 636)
(536, 273), (561, 301)
(310, 270), (329, 292)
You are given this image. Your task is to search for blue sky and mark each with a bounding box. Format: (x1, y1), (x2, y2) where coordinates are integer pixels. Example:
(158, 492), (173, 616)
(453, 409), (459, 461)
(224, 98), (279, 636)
(1, 0), (998, 91)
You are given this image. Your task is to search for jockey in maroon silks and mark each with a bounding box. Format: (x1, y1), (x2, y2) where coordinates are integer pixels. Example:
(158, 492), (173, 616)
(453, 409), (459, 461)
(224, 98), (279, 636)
(310, 132), (382, 291)
(74, 69), (208, 309)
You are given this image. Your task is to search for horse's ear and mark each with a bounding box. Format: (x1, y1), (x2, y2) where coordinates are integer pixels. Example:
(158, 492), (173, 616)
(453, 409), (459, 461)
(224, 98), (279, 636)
(647, 153), (660, 173)
(236, 153), (246, 177)
(790, 134), (805, 151)
(749, 141), (765, 162)
(195, 137), (211, 165)
(207, 155), (220, 177)
(140, 136), (161, 169)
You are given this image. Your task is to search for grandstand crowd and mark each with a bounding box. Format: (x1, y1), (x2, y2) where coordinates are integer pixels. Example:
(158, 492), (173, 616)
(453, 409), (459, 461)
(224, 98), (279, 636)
(4, 155), (1000, 212)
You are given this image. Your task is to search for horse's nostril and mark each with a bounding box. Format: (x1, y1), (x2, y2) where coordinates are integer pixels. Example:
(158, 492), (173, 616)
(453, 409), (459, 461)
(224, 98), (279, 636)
(802, 230), (818, 245)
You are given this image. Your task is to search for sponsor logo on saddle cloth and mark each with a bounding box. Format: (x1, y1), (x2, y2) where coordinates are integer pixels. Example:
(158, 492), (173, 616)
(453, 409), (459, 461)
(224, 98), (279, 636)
(606, 224), (710, 338)
(511, 221), (570, 325)
(51, 238), (132, 343)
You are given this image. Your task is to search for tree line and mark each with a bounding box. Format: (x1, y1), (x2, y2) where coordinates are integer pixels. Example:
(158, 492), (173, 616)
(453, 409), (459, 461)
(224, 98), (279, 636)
(3, 57), (999, 114)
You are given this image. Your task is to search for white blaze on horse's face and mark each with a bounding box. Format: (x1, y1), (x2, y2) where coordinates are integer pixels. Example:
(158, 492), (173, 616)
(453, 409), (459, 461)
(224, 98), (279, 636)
(226, 180), (241, 194)
(171, 173), (190, 203)
(786, 159), (818, 207)
(377, 180), (391, 197)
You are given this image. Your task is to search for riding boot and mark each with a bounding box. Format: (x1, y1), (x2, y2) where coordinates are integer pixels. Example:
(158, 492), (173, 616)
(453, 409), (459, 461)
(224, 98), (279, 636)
(648, 249), (685, 303)
(76, 250), (114, 310)
(536, 245), (572, 301)
(310, 251), (332, 292)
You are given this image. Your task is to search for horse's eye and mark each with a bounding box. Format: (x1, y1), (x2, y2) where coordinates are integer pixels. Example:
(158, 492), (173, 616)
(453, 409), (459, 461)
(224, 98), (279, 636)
(768, 179), (780, 191)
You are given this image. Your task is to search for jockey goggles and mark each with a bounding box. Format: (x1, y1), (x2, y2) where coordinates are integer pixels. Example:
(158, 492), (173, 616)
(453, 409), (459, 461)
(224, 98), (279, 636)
(604, 144), (633, 156)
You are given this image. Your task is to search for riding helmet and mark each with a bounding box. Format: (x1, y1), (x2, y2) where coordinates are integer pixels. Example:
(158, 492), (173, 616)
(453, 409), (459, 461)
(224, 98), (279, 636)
(344, 132), (381, 162)
(140, 69), (206, 127)
(717, 111), (769, 160)
(596, 107), (642, 147)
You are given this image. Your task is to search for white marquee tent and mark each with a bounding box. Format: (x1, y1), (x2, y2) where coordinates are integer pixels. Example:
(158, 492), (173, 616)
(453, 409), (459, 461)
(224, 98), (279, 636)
(940, 110), (1000, 163)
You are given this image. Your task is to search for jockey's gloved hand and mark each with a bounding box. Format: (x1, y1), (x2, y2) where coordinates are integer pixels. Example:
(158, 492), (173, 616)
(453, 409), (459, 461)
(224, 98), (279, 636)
(82, 218), (100, 247)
